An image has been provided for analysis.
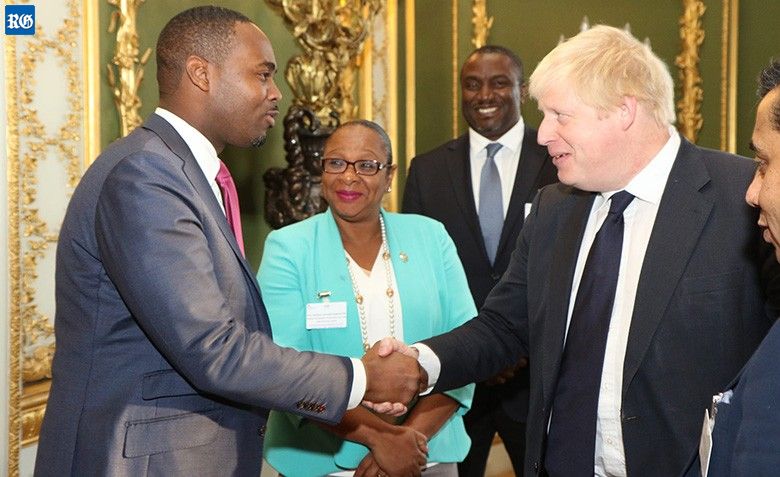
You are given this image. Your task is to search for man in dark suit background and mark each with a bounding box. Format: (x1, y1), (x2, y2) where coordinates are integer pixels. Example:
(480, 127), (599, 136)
(683, 59), (780, 477)
(35, 7), (423, 477)
(374, 25), (780, 476)
(403, 45), (557, 476)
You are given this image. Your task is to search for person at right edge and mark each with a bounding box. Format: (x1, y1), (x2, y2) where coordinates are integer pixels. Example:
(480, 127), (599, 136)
(371, 25), (780, 477)
(402, 45), (557, 476)
(682, 59), (780, 477)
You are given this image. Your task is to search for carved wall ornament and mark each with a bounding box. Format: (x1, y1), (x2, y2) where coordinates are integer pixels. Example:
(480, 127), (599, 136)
(471, 0), (494, 49)
(264, 106), (338, 229)
(267, 0), (382, 123)
(265, 0), (382, 226)
(107, 0), (151, 138)
(676, 0), (706, 142)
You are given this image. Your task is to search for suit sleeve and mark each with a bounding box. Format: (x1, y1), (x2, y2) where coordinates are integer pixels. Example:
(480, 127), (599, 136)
(433, 222), (476, 412)
(422, 191), (537, 392)
(402, 157), (423, 214)
(94, 153), (351, 425)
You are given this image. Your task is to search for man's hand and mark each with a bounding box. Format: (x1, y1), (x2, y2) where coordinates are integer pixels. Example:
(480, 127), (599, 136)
(362, 338), (428, 415)
(354, 427), (428, 477)
(361, 340), (426, 415)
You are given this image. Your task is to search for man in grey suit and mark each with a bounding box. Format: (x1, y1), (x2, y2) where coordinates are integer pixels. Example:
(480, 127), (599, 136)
(403, 46), (557, 476)
(374, 25), (780, 476)
(35, 7), (424, 477)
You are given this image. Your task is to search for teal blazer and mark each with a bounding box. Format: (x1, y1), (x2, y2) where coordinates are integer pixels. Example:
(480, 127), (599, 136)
(258, 209), (476, 476)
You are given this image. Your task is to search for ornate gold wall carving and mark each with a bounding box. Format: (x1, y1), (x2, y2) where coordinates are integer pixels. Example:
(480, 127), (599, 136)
(676, 0), (706, 142)
(107, 0), (151, 137)
(264, 0), (382, 227)
(7, 30), (23, 477)
(7, 1), (97, 471)
(267, 0), (382, 123)
(471, 0), (493, 49)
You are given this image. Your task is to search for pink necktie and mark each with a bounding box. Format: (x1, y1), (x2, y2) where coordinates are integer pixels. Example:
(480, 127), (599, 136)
(215, 160), (245, 256)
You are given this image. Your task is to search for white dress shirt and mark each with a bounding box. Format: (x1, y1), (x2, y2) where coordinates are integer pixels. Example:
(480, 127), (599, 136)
(568, 128), (680, 477)
(417, 129), (683, 475)
(469, 116), (526, 217)
(153, 108), (367, 410)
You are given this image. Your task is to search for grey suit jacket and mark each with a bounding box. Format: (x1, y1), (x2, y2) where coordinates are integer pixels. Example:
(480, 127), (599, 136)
(403, 127), (557, 421)
(35, 114), (353, 477)
(423, 139), (780, 476)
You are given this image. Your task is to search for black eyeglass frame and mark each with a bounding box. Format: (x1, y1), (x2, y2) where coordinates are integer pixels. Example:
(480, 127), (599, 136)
(321, 158), (390, 176)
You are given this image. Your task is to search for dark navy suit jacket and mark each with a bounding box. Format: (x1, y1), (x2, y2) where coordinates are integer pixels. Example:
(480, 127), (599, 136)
(685, 317), (780, 477)
(423, 138), (780, 476)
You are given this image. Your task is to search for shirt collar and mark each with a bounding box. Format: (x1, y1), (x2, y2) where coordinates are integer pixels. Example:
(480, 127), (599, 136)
(469, 116), (526, 156)
(155, 107), (221, 182)
(600, 126), (681, 206)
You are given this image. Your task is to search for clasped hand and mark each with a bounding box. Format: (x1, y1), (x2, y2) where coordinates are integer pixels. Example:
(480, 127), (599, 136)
(360, 338), (428, 416)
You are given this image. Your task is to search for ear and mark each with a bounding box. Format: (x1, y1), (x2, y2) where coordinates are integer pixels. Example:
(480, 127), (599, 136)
(385, 164), (397, 191)
(520, 82), (529, 104)
(184, 55), (210, 92)
(617, 95), (638, 130)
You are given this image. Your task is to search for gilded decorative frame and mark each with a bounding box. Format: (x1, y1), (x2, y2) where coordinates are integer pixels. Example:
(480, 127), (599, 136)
(6, 1), (101, 474)
(720, 0), (738, 152)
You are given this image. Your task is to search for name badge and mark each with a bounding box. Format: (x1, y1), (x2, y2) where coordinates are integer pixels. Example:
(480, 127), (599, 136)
(306, 301), (347, 329)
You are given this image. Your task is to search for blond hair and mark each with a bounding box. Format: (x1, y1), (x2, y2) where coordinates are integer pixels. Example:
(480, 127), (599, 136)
(529, 25), (675, 126)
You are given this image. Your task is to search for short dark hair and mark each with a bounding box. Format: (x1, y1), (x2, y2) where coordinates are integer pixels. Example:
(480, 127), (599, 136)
(758, 59), (780, 130)
(464, 45), (525, 84)
(156, 6), (252, 95)
(330, 120), (393, 165)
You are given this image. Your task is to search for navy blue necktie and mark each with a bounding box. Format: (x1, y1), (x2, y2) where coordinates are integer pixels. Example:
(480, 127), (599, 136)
(478, 143), (503, 265)
(544, 190), (635, 477)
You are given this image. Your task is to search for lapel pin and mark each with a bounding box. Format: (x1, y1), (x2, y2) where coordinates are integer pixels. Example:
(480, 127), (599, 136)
(399, 252), (408, 263)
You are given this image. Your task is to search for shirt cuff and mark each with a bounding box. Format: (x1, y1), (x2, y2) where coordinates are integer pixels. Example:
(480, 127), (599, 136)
(347, 357), (367, 409)
(412, 343), (440, 395)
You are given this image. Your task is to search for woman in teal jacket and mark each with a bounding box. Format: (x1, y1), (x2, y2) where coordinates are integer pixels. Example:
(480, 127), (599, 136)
(258, 120), (475, 477)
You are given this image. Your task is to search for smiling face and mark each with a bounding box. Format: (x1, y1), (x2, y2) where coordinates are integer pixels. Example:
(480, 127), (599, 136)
(208, 22), (281, 150)
(746, 88), (780, 261)
(536, 80), (636, 192)
(460, 52), (523, 140)
(321, 125), (396, 225)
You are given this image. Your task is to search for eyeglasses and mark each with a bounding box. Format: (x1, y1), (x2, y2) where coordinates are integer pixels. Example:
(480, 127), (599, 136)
(322, 158), (389, 176)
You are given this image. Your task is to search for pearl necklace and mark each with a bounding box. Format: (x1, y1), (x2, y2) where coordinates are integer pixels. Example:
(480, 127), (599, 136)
(345, 215), (396, 352)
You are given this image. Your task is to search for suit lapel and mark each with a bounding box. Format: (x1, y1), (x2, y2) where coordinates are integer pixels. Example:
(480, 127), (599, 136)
(622, 140), (714, 393)
(497, 127), (551, 258)
(541, 191), (595, 405)
(143, 114), (260, 295)
(446, 136), (486, 254)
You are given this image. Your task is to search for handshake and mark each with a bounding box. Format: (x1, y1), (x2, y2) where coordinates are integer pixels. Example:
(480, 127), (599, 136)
(360, 338), (430, 415)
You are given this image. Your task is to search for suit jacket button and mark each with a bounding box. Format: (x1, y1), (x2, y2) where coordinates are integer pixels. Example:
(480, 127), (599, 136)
(491, 273), (501, 281)
(258, 425), (266, 437)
